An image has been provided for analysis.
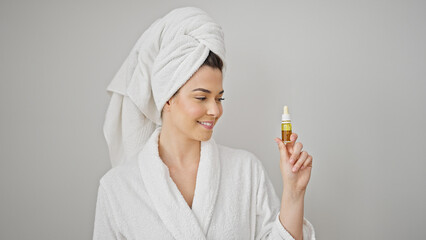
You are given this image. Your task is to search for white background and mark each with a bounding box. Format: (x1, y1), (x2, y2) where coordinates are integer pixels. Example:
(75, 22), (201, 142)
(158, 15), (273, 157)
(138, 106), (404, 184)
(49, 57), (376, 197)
(1, 0), (425, 239)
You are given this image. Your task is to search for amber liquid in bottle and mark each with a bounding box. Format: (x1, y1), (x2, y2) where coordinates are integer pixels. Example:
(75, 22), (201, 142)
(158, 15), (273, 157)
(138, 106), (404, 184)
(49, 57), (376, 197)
(282, 121), (292, 144)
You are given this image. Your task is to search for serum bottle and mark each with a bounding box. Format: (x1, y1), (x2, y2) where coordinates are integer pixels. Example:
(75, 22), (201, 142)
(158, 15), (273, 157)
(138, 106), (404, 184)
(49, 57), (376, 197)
(281, 105), (292, 144)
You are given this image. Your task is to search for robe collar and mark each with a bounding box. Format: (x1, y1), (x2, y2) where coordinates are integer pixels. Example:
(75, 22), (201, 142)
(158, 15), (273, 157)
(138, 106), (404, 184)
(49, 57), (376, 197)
(138, 127), (221, 240)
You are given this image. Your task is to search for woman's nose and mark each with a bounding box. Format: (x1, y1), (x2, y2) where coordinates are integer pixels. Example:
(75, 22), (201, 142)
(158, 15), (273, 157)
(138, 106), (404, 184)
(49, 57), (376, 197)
(207, 101), (220, 117)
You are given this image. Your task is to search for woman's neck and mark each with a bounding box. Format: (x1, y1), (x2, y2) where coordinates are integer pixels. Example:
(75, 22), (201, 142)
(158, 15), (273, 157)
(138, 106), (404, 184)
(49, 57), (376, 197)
(158, 125), (200, 169)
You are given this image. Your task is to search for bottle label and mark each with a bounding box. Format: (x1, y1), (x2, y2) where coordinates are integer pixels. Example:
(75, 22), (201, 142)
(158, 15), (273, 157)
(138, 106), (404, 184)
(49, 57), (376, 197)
(282, 123), (292, 131)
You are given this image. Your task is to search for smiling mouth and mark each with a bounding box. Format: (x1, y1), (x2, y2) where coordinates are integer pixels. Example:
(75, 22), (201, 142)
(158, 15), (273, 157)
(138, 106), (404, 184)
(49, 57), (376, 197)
(197, 121), (214, 129)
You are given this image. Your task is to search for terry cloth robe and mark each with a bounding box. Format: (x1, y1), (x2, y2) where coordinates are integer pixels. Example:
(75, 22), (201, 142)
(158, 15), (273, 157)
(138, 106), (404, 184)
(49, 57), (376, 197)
(93, 127), (316, 239)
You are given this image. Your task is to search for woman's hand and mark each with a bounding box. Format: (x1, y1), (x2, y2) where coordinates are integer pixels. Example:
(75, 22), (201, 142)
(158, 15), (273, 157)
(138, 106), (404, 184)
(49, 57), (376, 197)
(274, 133), (313, 194)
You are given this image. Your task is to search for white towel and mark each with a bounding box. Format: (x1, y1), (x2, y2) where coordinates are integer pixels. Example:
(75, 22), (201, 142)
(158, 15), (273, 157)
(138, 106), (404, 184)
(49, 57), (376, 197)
(103, 7), (226, 167)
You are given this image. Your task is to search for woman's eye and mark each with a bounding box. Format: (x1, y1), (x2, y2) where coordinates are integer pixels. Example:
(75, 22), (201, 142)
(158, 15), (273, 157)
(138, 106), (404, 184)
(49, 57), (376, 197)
(195, 97), (225, 102)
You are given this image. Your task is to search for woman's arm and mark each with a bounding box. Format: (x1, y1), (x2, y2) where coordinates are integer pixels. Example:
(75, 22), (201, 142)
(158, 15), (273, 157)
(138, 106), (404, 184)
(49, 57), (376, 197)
(252, 150), (315, 240)
(279, 189), (305, 240)
(274, 133), (313, 240)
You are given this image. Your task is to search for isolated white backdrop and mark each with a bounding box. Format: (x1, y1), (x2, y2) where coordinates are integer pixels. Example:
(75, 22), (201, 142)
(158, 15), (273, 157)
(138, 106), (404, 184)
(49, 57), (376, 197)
(1, 0), (425, 239)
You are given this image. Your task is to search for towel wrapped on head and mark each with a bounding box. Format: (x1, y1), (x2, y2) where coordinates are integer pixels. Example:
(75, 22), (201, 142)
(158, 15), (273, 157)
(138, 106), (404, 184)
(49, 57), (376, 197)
(103, 7), (227, 167)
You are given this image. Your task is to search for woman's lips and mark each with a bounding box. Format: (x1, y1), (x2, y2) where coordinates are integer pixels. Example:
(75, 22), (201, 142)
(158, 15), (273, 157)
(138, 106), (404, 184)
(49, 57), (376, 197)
(197, 121), (214, 130)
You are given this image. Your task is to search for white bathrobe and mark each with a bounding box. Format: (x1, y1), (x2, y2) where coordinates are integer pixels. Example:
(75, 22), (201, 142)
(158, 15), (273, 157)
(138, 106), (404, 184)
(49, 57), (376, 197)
(93, 127), (315, 239)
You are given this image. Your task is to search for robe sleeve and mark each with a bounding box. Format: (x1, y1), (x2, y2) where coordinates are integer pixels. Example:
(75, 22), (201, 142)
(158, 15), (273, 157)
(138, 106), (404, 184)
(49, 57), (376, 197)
(253, 155), (316, 240)
(93, 183), (125, 240)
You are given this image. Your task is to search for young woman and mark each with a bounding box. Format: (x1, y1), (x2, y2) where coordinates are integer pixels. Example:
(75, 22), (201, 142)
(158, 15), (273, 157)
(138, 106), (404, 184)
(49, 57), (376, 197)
(94, 7), (315, 240)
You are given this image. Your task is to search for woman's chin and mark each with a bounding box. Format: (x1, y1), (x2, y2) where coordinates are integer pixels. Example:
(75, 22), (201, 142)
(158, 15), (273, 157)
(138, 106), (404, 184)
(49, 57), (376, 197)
(194, 131), (213, 141)
(200, 135), (212, 141)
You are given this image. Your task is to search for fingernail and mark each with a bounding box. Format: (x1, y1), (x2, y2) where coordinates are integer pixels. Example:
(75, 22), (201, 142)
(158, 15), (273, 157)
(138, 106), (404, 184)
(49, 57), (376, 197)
(292, 166), (298, 172)
(289, 158), (294, 163)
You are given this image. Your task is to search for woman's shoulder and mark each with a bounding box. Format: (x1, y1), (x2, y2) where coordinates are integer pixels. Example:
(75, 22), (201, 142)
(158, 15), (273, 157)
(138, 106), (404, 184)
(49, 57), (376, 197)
(98, 158), (141, 190)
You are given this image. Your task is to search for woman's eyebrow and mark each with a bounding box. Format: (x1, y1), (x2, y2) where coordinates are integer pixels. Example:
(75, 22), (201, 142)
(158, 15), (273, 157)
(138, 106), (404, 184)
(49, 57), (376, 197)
(192, 88), (224, 94)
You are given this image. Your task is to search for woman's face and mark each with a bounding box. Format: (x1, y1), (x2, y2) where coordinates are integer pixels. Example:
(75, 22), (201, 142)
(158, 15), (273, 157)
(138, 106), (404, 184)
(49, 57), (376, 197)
(163, 65), (224, 141)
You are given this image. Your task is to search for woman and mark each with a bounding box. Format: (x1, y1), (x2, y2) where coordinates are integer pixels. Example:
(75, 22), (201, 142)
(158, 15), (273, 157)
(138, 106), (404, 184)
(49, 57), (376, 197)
(94, 7), (315, 240)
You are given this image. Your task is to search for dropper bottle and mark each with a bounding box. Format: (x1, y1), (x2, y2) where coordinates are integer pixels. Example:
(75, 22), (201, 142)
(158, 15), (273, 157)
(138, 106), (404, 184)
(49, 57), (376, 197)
(281, 106), (292, 144)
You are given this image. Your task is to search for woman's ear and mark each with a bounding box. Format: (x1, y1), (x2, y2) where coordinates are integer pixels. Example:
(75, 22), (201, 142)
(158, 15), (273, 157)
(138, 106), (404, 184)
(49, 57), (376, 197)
(163, 98), (174, 112)
(164, 90), (178, 112)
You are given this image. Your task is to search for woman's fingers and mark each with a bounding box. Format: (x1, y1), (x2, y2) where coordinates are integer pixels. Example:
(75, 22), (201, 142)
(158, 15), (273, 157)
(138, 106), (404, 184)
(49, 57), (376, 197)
(274, 138), (289, 159)
(289, 142), (303, 163)
(285, 133), (298, 154)
(290, 133), (298, 142)
(301, 155), (313, 170)
(292, 151), (308, 172)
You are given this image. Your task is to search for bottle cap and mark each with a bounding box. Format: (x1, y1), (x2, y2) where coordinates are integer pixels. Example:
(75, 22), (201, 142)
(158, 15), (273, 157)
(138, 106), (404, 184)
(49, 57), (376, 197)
(282, 105), (291, 121)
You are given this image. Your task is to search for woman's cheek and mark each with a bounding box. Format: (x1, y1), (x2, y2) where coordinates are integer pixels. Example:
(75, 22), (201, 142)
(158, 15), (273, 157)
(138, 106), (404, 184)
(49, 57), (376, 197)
(183, 102), (205, 119)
